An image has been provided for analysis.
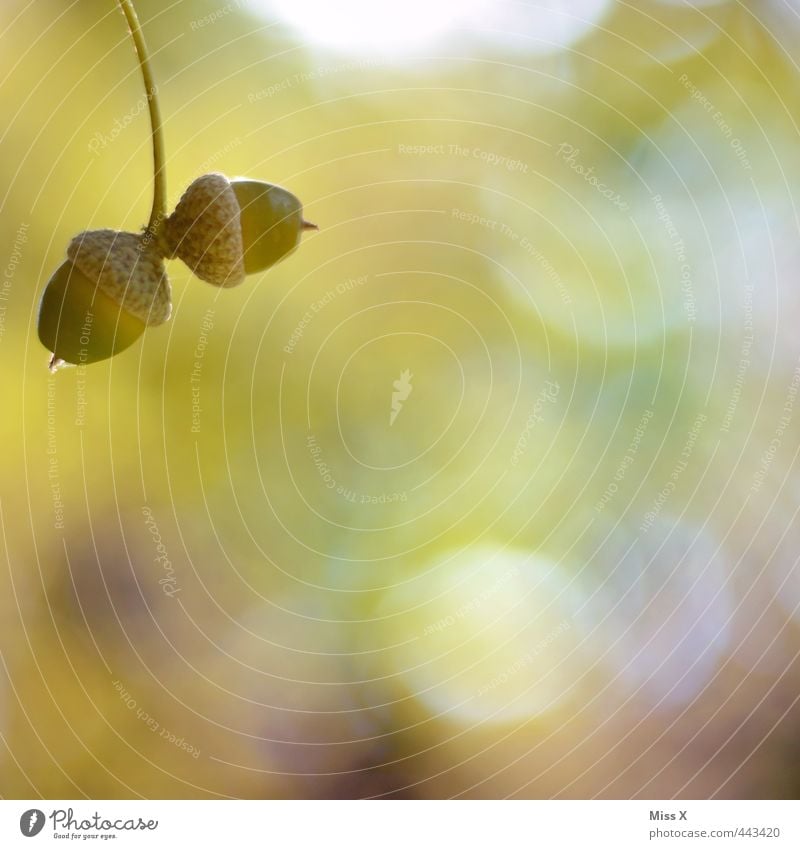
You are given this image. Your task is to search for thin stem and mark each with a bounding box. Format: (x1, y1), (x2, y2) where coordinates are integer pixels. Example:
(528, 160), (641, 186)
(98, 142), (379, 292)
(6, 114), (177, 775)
(117, 0), (166, 236)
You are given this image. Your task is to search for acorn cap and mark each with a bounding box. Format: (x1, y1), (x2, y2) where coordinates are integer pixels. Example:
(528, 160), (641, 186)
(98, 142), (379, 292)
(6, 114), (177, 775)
(164, 173), (246, 287)
(67, 229), (172, 325)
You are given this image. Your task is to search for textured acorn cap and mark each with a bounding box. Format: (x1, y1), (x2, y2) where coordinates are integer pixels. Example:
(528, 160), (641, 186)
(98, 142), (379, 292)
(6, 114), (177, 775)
(164, 173), (246, 287)
(67, 229), (172, 325)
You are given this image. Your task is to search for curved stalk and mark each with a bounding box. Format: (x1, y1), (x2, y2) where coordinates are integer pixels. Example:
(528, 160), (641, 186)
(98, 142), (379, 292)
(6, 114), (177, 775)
(117, 0), (166, 237)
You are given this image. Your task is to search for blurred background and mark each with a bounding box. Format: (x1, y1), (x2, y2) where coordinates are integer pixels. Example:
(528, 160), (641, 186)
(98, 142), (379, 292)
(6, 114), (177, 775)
(0, 0), (799, 799)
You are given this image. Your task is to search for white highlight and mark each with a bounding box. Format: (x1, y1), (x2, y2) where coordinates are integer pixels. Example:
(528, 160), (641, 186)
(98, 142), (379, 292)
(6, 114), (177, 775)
(259, 0), (612, 54)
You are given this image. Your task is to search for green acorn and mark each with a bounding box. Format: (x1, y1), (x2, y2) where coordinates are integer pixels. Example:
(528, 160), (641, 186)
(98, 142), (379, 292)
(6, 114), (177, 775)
(37, 229), (171, 369)
(164, 172), (317, 287)
(37, 0), (317, 370)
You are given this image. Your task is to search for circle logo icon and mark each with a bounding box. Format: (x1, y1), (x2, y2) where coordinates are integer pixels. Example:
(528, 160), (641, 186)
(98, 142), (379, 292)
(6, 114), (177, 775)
(19, 810), (45, 837)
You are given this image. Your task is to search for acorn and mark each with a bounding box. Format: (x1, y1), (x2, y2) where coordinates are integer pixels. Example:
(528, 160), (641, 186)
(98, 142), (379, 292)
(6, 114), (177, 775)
(38, 229), (171, 369)
(164, 172), (317, 287)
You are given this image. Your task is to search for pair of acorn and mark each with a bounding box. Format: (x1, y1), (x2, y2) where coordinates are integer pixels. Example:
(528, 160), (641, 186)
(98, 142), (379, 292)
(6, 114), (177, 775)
(38, 173), (317, 367)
